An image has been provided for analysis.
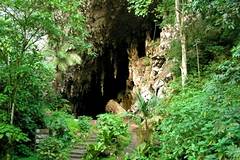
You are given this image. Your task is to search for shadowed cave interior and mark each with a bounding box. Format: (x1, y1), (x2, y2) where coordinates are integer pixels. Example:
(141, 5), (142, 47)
(63, 7), (161, 118)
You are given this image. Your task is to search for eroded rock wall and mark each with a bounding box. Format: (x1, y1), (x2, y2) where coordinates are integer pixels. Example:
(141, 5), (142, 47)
(128, 25), (177, 108)
(61, 0), (153, 116)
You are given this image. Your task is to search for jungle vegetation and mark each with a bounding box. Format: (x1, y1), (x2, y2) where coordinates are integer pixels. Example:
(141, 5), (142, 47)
(0, 0), (240, 159)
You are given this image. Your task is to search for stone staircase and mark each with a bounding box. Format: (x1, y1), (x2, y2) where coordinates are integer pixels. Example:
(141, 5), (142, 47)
(70, 133), (97, 160)
(35, 129), (49, 144)
(35, 121), (138, 159)
(125, 123), (139, 155)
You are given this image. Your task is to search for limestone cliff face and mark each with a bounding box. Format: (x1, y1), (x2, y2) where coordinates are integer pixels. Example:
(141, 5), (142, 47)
(128, 26), (177, 108)
(59, 0), (177, 116)
(60, 0), (153, 116)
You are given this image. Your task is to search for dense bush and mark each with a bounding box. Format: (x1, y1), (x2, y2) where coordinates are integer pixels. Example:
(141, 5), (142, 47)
(158, 88), (239, 159)
(0, 0), (90, 158)
(129, 59), (240, 160)
(36, 137), (69, 160)
(0, 123), (29, 158)
(36, 112), (93, 160)
(85, 114), (130, 159)
(44, 111), (93, 144)
(78, 116), (93, 133)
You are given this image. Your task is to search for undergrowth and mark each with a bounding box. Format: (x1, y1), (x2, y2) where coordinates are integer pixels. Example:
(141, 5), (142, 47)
(127, 59), (240, 160)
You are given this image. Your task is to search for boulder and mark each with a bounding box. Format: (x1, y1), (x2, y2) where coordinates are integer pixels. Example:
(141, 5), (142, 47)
(105, 99), (126, 114)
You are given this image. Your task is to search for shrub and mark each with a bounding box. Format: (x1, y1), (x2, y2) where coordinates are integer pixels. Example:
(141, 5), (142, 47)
(44, 111), (71, 139)
(126, 59), (240, 159)
(0, 123), (29, 158)
(232, 42), (240, 58)
(78, 116), (93, 133)
(44, 111), (94, 146)
(85, 114), (130, 159)
(153, 61), (240, 159)
(124, 143), (152, 160)
(36, 137), (69, 160)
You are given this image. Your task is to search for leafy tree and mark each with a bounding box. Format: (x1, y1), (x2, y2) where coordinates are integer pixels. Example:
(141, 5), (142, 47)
(128, 0), (189, 86)
(128, 0), (240, 86)
(0, 0), (90, 158)
(232, 42), (240, 58)
(127, 0), (153, 17)
(175, 0), (188, 86)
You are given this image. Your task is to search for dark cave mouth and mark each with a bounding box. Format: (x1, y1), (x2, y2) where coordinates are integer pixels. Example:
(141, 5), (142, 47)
(66, 3), (161, 117)
(74, 35), (153, 118)
(73, 42), (132, 117)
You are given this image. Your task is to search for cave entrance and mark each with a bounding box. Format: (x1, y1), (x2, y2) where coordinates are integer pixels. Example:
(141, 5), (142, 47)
(62, 1), (159, 118)
(101, 42), (129, 106)
(73, 40), (147, 118)
(72, 41), (133, 118)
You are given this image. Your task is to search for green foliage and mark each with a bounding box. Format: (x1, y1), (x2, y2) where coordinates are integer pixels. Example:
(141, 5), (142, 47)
(14, 144), (35, 158)
(135, 94), (162, 143)
(17, 155), (38, 160)
(0, 110), (9, 123)
(36, 137), (69, 160)
(166, 39), (181, 76)
(136, 93), (160, 121)
(0, 0), (90, 158)
(127, 0), (153, 17)
(44, 111), (71, 137)
(127, 59), (240, 160)
(18, 155), (38, 160)
(78, 116), (93, 133)
(85, 114), (130, 159)
(155, 0), (175, 26)
(44, 111), (91, 143)
(127, 0), (175, 26)
(143, 60), (240, 159)
(0, 123), (29, 142)
(0, 123), (29, 157)
(185, 0), (240, 72)
(215, 60), (240, 84)
(136, 93), (149, 118)
(232, 42), (240, 58)
(125, 143), (151, 160)
(187, 0), (240, 30)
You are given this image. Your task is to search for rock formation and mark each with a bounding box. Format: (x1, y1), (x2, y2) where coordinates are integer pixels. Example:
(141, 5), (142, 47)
(58, 0), (176, 117)
(60, 0), (153, 116)
(128, 25), (177, 108)
(105, 100), (126, 114)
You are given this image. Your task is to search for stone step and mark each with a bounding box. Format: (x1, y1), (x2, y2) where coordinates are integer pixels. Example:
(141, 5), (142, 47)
(35, 129), (49, 144)
(70, 152), (85, 159)
(73, 145), (86, 149)
(70, 155), (83, 159)
(70, 152), (85, 157)
(70, 148), (87, 153)
(87, 139), (97, 142)
(71, 158), (83, 160)
(70, 133), (97, 160)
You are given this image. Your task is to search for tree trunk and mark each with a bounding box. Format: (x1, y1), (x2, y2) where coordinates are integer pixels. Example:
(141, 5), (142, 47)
(10, 103), (15, 125)
(180, 27), (187, 87)
(175, 0), (188, 87)
(196, 43), (200, 78)
(175, 0), (180, 31)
